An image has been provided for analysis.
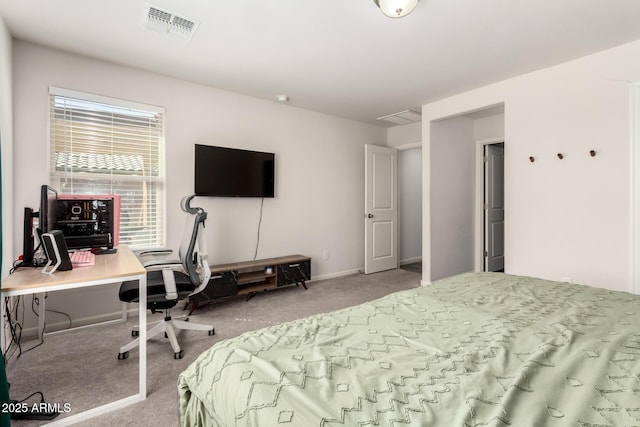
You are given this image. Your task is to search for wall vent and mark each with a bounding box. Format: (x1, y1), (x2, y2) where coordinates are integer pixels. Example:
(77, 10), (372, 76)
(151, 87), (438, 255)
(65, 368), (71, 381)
(376, 109), (422, 125)
(143, 4), (199, 41)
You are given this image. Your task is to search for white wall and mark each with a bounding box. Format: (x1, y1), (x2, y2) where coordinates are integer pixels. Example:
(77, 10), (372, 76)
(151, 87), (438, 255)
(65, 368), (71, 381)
(423, 39), (640, 292)
(430, 117), (475, 281)
(387, 121), (421, 148)
(387, 121), (423, 265)
(398, 148), (421, 263)
(427, 112), (505, 280)
(474, 114), (504, 141)
(0, 18), (13, 278)
(10, 40), (386, 330)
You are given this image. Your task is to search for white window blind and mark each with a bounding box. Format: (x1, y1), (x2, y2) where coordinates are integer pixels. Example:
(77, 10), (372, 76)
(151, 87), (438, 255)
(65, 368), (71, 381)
(49, 87), (165, 249)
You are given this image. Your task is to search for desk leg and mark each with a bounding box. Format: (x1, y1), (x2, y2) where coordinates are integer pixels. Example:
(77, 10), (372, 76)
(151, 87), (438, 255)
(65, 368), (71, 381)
(138, 274), (147, 398)
(46, 273), (148, 426)
(37, 293), (45, 340)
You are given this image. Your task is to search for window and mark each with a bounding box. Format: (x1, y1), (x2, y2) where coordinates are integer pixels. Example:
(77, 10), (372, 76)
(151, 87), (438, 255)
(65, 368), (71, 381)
(49, 87), (165, 249)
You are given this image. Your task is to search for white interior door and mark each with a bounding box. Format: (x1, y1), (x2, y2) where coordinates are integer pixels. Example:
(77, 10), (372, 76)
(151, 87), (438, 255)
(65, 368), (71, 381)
(365, 144), (398, 274)
(484, 143), (504, 271)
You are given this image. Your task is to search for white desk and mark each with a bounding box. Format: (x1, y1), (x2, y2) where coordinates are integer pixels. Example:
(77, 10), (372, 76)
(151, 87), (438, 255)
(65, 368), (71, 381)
(1, 245), (147, 425)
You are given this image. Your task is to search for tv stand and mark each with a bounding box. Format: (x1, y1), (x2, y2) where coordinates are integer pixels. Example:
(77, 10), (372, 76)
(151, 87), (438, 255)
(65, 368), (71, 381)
(188, 255), (311, 311)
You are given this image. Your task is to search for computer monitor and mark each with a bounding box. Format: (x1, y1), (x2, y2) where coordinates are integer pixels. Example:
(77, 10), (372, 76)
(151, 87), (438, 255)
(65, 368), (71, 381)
(21, 185), (60, 266)
(39, 185), (59, 234)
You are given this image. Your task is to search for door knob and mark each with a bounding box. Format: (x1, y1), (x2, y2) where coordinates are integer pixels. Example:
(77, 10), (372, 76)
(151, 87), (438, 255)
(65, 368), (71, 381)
(366, 213), (374, 218)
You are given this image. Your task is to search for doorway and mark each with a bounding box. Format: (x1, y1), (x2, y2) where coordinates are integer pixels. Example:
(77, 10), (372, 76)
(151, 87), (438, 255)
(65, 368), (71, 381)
(364, 143), (422, 275)
(364, 144), (398, 274)
(475, 139), (505, 272)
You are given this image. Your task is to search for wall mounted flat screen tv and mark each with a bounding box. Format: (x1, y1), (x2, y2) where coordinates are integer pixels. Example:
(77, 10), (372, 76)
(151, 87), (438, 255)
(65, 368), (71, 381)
(194, 144), (275, 198)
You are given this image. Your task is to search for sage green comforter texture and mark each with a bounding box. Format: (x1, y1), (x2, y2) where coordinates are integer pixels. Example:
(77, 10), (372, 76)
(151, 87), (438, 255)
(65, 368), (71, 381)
(178, 272), (640, 426)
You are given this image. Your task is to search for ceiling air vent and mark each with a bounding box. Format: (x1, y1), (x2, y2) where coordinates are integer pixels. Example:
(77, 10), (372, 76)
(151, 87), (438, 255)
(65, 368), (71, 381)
(376, 109), (422, 125)
(143, 4), (199, 41)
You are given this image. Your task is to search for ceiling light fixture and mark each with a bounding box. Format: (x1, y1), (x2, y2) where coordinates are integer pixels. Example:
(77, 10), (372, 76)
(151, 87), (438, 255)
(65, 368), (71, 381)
(373, 0), (420, 18)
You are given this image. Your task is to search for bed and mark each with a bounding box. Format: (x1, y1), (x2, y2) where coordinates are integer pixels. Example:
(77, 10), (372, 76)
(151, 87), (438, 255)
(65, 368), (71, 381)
(178, 272), (640, 426)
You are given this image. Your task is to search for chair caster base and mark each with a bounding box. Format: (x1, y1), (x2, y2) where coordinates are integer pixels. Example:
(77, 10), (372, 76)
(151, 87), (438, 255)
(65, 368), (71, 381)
(118, 351), (129, 360)
(209, 329), (215, 336)
(132, 330), (139, 337)
(174, 350), (183, 359)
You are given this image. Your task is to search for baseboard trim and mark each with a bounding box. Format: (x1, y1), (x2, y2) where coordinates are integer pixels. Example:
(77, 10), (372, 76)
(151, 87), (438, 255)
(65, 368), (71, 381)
(310, 268), (363, 282)
(17, 267), (396, 338)
(19, 311), (130, 339)
(400, 257), (422, 266)
(420, 279), (431, 287)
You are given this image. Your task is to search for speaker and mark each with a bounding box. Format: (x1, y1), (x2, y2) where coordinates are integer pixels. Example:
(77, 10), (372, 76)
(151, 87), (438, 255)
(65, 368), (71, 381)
(41, 230), (73, 274)
(22, 207), (35, 265)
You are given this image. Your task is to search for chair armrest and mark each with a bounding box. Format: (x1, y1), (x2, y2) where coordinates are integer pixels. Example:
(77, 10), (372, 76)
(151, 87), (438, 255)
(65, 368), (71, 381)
(137, 250), (177, 271)
(162, 267), (178, 300)
(142, 259), (182, 269)
(138, 249), (173, 257)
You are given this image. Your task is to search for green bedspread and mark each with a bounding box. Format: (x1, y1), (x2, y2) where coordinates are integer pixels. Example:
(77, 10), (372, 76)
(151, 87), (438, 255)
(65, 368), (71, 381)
(178, 272), (640, 426)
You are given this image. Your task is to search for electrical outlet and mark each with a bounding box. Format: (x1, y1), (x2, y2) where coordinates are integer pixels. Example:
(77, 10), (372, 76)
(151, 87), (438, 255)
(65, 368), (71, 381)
(323, 250), (330, 260)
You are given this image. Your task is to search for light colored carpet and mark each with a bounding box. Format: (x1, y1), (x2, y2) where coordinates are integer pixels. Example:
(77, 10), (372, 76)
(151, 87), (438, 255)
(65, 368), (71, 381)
(6, 268), (421, 426)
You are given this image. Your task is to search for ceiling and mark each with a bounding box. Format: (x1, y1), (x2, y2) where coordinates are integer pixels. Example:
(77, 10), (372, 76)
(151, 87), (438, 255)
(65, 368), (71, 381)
(1, 0), (640, 127)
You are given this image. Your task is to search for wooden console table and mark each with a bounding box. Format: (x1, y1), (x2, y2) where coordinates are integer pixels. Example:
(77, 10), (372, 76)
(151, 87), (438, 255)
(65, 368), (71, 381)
(188, 255), (311, 312)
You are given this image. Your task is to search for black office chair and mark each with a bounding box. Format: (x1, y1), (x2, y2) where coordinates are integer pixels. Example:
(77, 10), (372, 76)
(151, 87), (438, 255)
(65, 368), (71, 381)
(117, 195), (214, 360)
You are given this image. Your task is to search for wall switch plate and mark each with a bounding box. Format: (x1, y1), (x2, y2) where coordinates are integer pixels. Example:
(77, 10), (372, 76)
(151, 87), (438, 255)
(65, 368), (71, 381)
(323, 250), (329, 260)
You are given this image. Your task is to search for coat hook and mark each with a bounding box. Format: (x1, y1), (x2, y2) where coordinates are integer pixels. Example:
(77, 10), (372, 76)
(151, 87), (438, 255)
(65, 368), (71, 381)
(529, 156), (535, 163)
(590, 150), (596, 157)
(557, 153), (564, 159)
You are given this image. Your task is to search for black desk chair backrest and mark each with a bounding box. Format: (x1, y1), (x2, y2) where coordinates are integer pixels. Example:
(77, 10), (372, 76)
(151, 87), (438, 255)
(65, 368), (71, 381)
(117, 195), (215, 360)
(178, 195), (211, 293)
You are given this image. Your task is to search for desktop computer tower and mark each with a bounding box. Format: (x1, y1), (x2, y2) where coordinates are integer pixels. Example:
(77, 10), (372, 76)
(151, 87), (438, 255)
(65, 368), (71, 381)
(56, 195), (120, 250)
